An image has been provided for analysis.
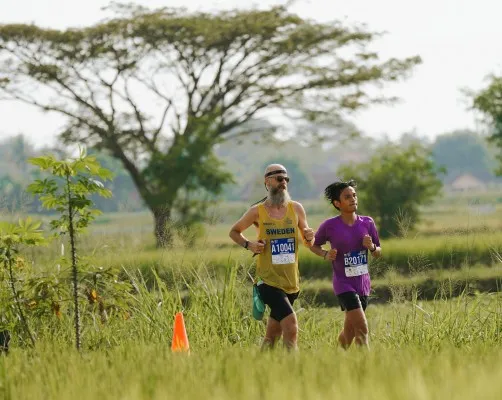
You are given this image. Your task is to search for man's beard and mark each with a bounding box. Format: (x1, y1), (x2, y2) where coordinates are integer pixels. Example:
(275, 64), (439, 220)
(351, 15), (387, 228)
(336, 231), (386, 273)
(268, 186), (291, 206)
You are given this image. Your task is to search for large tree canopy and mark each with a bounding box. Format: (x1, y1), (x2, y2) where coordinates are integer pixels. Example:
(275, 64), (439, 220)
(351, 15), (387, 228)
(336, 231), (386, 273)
(0, 4), (420, 246)
(472, 76), (502, 175)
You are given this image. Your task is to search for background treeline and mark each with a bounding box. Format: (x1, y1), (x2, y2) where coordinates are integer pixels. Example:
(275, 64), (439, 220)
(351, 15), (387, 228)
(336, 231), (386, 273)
(0, 128), (500, 214)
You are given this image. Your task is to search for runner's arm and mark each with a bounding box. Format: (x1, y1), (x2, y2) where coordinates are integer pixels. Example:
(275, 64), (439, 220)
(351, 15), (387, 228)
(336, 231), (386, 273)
(229, 206), (264, 253)
(368, 218), (382, 258)
(308, 220), (335, 260)
(310, 244), (328, 258)
(293, 201), (315, 247)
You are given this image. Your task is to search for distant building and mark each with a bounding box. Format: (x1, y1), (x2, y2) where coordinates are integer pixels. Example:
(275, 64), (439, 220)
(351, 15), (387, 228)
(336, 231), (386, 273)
(449, 173), (487, 191)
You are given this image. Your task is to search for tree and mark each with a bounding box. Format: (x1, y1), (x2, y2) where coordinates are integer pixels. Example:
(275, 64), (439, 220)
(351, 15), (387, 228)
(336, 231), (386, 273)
(471, 76), (502, 175)
(0, 4), (420, 247)
(27, 150), (113, 351)
(337, 144), (444, 238)
(431, 130), (495, 183)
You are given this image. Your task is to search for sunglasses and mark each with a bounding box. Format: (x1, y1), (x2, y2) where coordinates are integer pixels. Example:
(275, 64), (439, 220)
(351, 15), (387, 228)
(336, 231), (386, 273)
(272, 176), (290, 183)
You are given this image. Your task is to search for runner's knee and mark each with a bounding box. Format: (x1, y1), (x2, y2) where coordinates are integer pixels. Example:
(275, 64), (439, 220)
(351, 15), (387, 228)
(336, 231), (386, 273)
(280, 313), (298, 336)
(352, 318), (368, 339)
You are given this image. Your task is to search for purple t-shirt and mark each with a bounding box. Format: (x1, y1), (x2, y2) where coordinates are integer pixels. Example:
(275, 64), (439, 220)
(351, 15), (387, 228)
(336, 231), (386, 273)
(314, 215), (380, 296)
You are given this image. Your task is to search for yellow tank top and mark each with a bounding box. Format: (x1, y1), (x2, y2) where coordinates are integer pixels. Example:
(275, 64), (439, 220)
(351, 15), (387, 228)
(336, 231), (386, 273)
(256, 202), (299, 294)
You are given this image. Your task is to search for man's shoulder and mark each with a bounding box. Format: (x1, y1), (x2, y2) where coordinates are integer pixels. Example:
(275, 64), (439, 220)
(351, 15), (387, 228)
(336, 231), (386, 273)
(289, 200), (303, 210)
(321, 215), (340, 226)
(314, 216), (339, 235)
(290, 200), (304, 211)
(249, 204), (261, 214)
(358, 215), (375, 224)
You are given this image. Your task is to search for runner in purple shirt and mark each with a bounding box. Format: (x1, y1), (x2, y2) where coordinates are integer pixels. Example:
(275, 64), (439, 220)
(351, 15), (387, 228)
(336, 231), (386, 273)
(310, 180), (382, 349)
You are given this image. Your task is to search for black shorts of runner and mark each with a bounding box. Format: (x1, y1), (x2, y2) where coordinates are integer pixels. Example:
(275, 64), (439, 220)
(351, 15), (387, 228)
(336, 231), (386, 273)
(337, 291), (368, 312)
(257, 283), (299, 322)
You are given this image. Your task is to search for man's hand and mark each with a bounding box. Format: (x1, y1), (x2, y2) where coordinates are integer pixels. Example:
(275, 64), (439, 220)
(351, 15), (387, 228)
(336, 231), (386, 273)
(303, 227), (315, 243)
(325, 249), (337, 261)
(249, 239), (266, 255)
(362, 234), (374, 250)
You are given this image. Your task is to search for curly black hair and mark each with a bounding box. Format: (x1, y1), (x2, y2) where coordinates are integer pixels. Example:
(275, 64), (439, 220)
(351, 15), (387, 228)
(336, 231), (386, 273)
(324, 180), (357, 210)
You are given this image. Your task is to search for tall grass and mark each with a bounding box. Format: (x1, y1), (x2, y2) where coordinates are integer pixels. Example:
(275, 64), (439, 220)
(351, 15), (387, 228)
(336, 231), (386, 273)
(2, 203), (502, 399)
(3, 344), (502, 400)
(1, 267), (502, 400)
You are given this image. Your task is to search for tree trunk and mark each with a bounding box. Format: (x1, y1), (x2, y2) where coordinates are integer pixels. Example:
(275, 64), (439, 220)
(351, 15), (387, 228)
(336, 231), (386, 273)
(153, 206), (173, 248)
(0, 330), (10, 353)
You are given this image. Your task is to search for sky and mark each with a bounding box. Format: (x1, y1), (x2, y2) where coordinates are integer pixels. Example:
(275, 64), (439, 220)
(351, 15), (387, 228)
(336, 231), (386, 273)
(0, 0), (501, 148)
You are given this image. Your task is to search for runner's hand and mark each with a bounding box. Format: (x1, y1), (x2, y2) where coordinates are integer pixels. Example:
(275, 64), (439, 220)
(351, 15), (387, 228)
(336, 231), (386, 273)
(325, 249), (337, 261)
(249, 240), (266, 254)
(303, 227), (315, 242)
(362, 234), (373, 250)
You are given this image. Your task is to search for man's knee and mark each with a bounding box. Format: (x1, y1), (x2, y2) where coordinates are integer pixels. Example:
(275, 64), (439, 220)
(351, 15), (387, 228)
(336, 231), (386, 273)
(346, 309), (368, 341)
(353, 319), (368, 336)
(353, 319), (368, 345)
(280, 313), (298, 336)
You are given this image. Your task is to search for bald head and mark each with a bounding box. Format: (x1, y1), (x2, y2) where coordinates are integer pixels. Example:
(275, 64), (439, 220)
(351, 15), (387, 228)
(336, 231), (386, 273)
(263, 163), (290, 205)
(264, 164), (287, 177)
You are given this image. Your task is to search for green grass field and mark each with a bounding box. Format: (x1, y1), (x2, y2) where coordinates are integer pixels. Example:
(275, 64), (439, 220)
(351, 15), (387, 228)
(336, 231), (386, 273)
(2, 196), (502, 400)
(2, 289), (502, 399)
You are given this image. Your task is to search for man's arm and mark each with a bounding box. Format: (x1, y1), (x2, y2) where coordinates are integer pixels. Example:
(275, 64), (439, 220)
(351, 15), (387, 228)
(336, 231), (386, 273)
(292, 201), (315, 246)
(363, 219), (382, 258)
(310, 244), (338, 261)
(308, 219), (337, 261)
(229, 206), (265, 254)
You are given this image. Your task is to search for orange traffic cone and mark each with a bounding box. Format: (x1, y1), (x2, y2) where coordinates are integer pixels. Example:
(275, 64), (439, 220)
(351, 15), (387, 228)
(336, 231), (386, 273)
(171, 312), (190, 353)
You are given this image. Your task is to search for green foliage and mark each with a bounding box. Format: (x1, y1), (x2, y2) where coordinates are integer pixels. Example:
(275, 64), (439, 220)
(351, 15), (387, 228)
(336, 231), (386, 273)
(0, 218), (44, 247)
(472, 76), (502, 175)
(337, 143), (444, 238)
(0, 4), (420, 246)
(26, 148), (113, 350)
(27, 150), (113, 236)
(0, 217), (45, 347)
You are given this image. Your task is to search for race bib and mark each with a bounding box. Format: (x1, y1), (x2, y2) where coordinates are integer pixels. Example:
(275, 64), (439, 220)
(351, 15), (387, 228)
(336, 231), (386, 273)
(270, 238), (296, 264)
(343, 250), (369, 277)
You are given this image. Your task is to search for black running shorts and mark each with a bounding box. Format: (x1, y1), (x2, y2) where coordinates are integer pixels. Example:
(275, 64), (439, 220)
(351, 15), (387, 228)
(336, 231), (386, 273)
(337, 291), (368, 312)
(257, 283), (299, 322)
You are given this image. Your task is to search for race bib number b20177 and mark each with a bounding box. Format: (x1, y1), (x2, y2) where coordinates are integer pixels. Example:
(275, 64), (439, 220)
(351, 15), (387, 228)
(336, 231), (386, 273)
(343, 250), (369, 277)
(271, 238), (296, 265)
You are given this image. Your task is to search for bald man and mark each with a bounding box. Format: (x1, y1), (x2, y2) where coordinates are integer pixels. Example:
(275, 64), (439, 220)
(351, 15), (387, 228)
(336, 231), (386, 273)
(229, 164), (315, 350)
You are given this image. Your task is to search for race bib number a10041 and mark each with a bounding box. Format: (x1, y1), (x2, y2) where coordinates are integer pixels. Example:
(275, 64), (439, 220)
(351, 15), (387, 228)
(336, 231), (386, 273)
(271, 238), (296, 265)
(343, 250), (369, 277)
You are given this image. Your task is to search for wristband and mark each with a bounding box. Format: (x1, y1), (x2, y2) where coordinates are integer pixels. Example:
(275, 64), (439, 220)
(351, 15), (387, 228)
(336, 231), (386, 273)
(244, 240), (249, 249)
(323, 250), (328, 259)
(303, 237), (314, 247)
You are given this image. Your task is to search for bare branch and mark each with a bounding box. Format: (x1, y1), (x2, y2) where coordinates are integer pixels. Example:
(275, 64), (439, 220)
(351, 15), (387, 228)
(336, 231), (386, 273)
(153, 102), (171, 144)
(123, 77), (146, 137)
